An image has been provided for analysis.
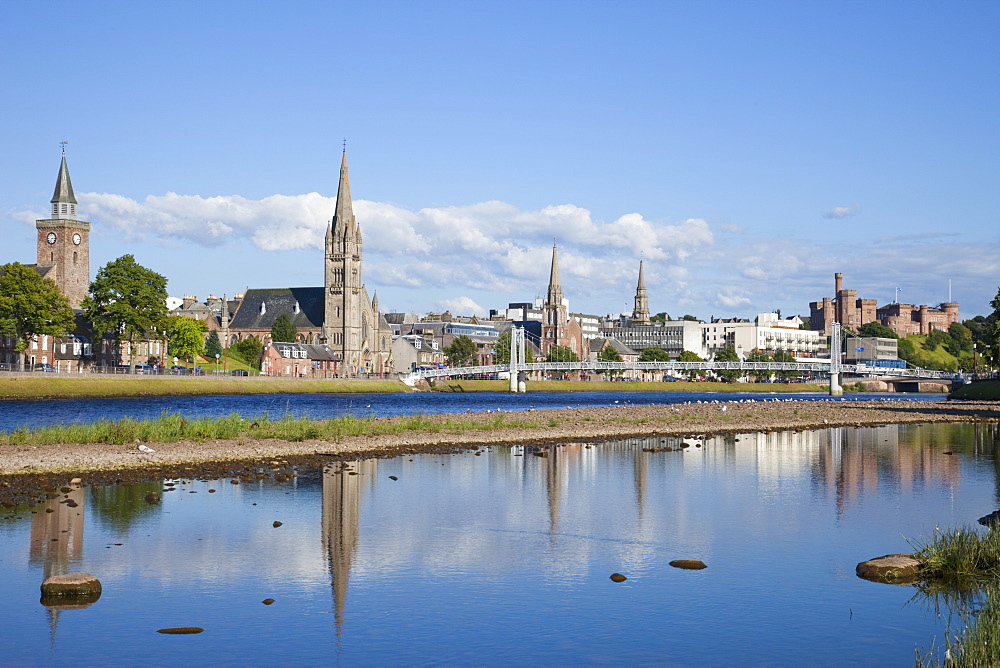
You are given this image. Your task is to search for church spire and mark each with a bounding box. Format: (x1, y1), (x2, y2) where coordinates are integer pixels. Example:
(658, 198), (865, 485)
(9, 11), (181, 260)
(632, 260), (649, 325)
(50, 152), (77, 219)
(547, 241), (562, 304)
(331, 150), (355, 238)
(632, 260), (651, 325)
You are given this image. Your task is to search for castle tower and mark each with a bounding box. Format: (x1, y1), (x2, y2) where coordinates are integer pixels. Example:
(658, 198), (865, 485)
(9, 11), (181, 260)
(631, 260), (651, 325)
(36, 151), (91, 308)
(542, 242), (569, 355)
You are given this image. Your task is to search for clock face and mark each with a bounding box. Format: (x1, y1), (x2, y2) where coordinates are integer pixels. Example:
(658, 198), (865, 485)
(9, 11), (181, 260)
(46, 232), (56, 244)
(72, 233), (81, 245)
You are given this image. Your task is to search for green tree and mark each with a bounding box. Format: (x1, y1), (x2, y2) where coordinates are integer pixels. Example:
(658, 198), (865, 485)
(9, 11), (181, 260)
(649, 312), (670, 323)
(857, 321), (898, 339)
(166, 316), (207, 364)
(598, 343), (624, 377)
(493, 331), (534, 364)
(681, 314), (699, 322)
(745, 349), (772, 381)
(444, 334), (478, 367)
(945, 322), (973, 356)
(0, 262), (76, 366)
(924, 328), (950, 351)
(230, 337), (263, 369)
(205, 329), (223, 359)
(547, 345), (579, 362)
(82, 255), (168, 364)
(270, 312), (297, 343)
(638, 347), (670, 362)
(772, 349), (798, 381)
(677, 350), (704, 379)
(712, 345), (741, 382)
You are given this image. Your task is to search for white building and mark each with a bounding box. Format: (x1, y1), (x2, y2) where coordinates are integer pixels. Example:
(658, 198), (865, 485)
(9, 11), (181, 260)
(701, 314), (825, 359)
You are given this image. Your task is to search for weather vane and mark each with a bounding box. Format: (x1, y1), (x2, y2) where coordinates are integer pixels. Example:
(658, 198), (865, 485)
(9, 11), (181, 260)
(60, 141), (68, 154)
(342, 138), (347, 153)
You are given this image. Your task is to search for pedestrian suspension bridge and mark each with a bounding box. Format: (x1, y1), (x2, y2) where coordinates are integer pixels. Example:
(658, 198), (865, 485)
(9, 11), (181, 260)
(400, 323), (962, 396)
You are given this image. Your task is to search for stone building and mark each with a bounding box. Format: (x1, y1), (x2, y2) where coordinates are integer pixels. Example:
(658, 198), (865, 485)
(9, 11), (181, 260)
(810, 272), (959, 338)
(631, 260), (651, 325)
(227, 151), (393, 376)
(540, 243), (584, 359)
(0, 152), (96, 371)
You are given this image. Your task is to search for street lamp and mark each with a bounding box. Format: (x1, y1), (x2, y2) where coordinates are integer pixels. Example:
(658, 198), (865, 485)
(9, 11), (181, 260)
(215, 353), (220, 375)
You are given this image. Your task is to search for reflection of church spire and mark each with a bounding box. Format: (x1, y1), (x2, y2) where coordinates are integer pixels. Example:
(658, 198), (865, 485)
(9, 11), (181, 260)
(545, 448), (562, 535)
(632, 441), (648, 522)
(30, 482), (86, 647)
(322, 460), (374, 640)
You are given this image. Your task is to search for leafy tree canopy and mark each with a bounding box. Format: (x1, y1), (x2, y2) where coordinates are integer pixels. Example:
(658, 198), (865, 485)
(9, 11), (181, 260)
(166, 316), (207, 362)
(946, 322), (973, 356)
(547, 344), (579, 363)
(598, 343), (624, 377)
(270, 312), (298, 343)
(649, 312), (670, 323)
(0, 262), (76, 363)
(712, 345), (741, 382)
(857, 321), (898, 339)
(681, 314), (699, 322)
(230, 337), (263, 369)
(638, 347), (670, 362)
(678, 350), (704, 362)
(82, 255), (168, 360)
(444, 334), (478, 367)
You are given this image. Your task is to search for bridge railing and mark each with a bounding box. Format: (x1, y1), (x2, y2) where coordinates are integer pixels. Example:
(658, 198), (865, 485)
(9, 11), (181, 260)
(400, 359), (963, 385)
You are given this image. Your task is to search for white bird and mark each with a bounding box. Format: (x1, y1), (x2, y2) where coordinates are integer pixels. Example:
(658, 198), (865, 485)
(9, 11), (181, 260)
(137, 444), (156, 453)
(718, 405), (727, 412)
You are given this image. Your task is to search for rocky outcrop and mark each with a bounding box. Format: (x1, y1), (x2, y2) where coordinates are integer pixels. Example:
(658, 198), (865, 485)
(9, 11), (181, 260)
(855, 554), (922, 583)
(40, 572), (102, 607)
(669, 559), (707, 570)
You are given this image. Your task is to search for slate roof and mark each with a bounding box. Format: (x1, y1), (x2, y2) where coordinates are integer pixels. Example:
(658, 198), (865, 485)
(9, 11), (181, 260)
(589, 337), (637, 355)
(269, 342), (341, 361)
(229, 287), (325, 331)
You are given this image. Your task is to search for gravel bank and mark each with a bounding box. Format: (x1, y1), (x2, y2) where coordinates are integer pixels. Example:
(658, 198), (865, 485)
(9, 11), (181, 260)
(1, 399), (995, 483)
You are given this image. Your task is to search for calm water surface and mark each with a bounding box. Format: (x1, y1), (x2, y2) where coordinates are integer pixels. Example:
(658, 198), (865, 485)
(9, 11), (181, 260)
(0, 390), (943, 432)
(1, 421), (996, 665)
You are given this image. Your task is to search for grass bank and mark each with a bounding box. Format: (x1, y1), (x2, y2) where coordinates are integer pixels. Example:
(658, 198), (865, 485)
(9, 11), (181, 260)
(949, 380), (1000, 401)
(433, 379), (827, 393)
(0, 377), (409, 400)
(0, 410), (539, 446)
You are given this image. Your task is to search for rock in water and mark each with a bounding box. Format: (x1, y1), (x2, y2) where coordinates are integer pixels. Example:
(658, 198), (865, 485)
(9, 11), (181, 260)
(979, 510), (1000, 527)
(609, 573), (628, 582)
(855, 554), (923, 583)
(272, 521), (282, 528)
(157, 627), (204, 634)
(669, 559), (708, 570)
(42, 573), (101, 601)
(262, 598), (275, 605)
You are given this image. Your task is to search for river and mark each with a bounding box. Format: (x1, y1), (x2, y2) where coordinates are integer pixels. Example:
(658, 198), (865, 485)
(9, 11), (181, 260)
(0, 390), (944, 432)
(0, 420), (994, 665)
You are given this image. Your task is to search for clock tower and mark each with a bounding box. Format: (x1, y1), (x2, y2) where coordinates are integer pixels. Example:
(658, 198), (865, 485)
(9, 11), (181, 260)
(36, 151), (91, 308)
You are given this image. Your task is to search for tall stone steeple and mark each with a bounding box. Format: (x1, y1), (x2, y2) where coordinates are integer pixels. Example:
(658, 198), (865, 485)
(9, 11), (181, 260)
(631, 260), (651, 325)
(325, 150), (364, 368)
(542, 241), (569, 355)
(36, 148), (90, 308)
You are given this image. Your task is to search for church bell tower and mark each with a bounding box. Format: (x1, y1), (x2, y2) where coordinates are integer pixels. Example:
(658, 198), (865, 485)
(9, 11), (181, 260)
(324, 150), (364, 370)
(36, 148), (91, 309)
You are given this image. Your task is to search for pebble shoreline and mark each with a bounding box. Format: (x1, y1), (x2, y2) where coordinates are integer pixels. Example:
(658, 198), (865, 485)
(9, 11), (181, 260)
(1, 399), (996, 485)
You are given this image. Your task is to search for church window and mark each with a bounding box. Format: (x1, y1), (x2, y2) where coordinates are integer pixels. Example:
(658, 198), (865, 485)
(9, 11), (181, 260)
(73, 252), (78, 264)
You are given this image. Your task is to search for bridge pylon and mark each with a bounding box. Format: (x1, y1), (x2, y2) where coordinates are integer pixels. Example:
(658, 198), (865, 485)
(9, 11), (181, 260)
(509, 326), (527, 393)
(829, 322), (843, 397)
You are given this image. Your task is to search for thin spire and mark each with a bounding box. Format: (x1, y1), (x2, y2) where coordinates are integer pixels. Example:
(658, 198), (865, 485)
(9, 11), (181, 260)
(548, 241), (561, 294)
(637, 259), (646, 290)
(332, 150), (355, 235)
(51, 153), (77, 205)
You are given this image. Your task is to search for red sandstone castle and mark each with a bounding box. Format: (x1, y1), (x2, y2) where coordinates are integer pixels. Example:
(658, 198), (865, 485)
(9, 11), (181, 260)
(810, 273), (959, 337)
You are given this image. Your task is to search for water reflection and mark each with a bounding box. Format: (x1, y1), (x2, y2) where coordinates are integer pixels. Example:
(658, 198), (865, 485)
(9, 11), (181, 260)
(5, 421), (1000, 665)
(322, 459), (375, 639)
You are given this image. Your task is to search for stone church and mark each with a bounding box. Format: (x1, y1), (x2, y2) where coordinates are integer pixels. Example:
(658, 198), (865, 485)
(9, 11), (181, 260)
(228, 151), (393, 376)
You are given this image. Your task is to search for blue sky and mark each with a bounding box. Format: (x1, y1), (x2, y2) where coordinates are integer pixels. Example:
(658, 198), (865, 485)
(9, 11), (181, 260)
(2, 1), (997, 320)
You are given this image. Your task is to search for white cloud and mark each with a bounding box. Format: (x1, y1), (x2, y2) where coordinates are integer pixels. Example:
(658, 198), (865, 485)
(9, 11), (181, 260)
(716, 292), (752, 308)
(435, 296), (486, 316)
(823, 204), (861, 219)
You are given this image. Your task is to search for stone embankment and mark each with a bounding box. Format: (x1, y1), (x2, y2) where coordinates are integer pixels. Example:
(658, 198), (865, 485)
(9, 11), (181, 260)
(0, 399), (996, 483)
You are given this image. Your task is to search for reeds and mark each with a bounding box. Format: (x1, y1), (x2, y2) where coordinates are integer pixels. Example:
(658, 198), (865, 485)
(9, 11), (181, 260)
(0, 410), (540, 446)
